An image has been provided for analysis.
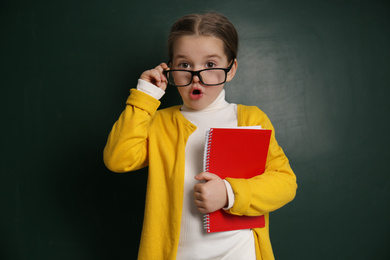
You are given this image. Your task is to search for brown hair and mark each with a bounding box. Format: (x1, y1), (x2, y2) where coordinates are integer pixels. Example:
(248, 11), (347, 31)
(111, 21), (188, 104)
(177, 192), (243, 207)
(167, 12), (239, 61)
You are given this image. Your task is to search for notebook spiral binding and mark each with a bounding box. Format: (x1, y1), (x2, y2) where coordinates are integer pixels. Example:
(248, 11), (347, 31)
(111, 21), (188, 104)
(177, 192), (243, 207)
(203, 128), (214, 232)
(203, 129), (213, 173)
(203, 214), (211, 232)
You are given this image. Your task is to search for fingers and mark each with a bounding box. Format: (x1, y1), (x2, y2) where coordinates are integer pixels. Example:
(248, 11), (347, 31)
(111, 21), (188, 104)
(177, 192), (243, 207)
(140, 63), (169, 90)
(193, 173), (228, 214)
(194, 184), (211, 214)
(194, 172), (218, 182)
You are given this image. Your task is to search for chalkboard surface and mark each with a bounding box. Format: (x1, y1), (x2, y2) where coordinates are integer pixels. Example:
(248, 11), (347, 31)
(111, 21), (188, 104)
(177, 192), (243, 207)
(1, 0), (389, 259)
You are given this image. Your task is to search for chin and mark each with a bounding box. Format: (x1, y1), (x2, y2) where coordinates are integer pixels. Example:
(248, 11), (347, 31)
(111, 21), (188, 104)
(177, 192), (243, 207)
(185, 101), (209, 110)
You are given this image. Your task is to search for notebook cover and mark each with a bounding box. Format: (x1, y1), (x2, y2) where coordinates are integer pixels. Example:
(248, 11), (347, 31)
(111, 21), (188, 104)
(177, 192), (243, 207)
(203, 127), (271, 233)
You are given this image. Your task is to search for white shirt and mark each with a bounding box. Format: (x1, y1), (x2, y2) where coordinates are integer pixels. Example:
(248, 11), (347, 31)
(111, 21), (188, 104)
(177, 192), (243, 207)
(137, 79), (256, 260)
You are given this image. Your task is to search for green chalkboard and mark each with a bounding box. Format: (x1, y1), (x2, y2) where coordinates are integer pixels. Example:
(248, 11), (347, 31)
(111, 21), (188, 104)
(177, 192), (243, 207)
(1, 0), (389, 259)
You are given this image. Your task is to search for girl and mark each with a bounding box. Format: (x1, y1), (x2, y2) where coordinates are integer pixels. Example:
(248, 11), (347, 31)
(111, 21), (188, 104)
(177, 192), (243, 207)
(104, 12), (297, 260)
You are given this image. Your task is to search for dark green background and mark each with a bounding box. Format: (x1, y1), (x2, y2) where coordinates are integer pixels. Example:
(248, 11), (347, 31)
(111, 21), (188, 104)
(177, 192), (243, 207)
(1, 0), (389, 259)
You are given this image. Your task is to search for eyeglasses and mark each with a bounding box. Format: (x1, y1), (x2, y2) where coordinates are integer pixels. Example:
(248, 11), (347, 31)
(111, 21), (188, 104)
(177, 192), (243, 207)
(163, 60), (235, 87)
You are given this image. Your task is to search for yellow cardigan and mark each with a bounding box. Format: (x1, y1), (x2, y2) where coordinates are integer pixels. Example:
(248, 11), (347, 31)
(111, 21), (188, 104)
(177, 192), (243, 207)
(104, 89), (297, 260)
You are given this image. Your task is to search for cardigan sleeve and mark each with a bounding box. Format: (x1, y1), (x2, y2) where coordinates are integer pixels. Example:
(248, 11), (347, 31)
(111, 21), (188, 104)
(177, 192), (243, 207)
(103, 88), (161, 173)
(225, 106), (297, 216)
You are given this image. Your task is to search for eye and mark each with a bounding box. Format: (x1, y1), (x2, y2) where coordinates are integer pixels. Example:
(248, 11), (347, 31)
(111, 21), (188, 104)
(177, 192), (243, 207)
(205, 62), (216, 68)
(178, 62), (190, 69)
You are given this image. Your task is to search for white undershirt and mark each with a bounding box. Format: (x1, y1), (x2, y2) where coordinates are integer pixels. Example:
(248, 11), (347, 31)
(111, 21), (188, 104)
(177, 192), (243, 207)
(137, 79), (256, 260)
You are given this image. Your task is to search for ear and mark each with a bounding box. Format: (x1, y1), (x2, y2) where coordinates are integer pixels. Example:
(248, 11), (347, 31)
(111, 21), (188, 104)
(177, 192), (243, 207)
(226, 59), (238, 82)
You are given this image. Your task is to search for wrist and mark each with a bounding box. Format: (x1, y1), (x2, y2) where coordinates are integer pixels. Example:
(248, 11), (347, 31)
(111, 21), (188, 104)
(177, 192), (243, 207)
(223, 180), (235, 210)
(137, 79), (165, 100)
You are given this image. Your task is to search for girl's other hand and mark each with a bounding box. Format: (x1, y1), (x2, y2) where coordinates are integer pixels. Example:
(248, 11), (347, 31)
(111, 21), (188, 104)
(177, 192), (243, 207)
(194, 172), (228, 214)
(140, 63), (169, 91)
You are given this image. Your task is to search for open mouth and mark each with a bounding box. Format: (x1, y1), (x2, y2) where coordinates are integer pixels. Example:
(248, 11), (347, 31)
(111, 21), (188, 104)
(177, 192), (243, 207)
(192, 89), (201, 95)
(189, 88), (203, 100)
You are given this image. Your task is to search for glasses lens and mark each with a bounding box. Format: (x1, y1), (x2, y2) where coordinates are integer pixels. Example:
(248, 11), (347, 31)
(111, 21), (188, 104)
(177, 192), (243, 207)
(199, 69), (226, 85)
(167, 71), (192, 86)
(167, 69), (227, 86)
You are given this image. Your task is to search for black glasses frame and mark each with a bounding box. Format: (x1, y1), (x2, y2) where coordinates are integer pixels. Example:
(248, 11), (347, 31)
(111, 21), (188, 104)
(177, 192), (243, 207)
(163, 59), (235, 87)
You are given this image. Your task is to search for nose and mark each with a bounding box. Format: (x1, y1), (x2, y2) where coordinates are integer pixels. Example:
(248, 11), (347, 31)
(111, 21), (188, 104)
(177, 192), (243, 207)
(192, 74), (201, 83)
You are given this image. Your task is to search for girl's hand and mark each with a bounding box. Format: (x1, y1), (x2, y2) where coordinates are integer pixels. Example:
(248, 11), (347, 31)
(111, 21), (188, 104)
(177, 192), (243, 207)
(194, 172), (228, 214)
(140, 63), (169, 91)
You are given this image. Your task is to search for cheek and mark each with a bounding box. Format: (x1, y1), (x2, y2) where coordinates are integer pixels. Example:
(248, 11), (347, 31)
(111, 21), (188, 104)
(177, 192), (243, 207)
(176, 87), (184, 95)
(176, 87), (189, 99)
(209, 86), (224, 98)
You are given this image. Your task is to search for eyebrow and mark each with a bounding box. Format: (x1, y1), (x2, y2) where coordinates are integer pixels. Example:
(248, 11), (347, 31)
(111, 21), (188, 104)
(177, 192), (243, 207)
(173, 54), (224, 61)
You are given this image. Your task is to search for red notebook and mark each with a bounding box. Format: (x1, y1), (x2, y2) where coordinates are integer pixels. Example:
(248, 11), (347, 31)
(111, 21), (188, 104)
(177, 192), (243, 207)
(203, 127), (272, 233)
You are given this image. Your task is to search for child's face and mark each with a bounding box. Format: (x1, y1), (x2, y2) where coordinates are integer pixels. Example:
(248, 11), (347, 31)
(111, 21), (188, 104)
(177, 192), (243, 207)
(171, 35), (237, 110)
